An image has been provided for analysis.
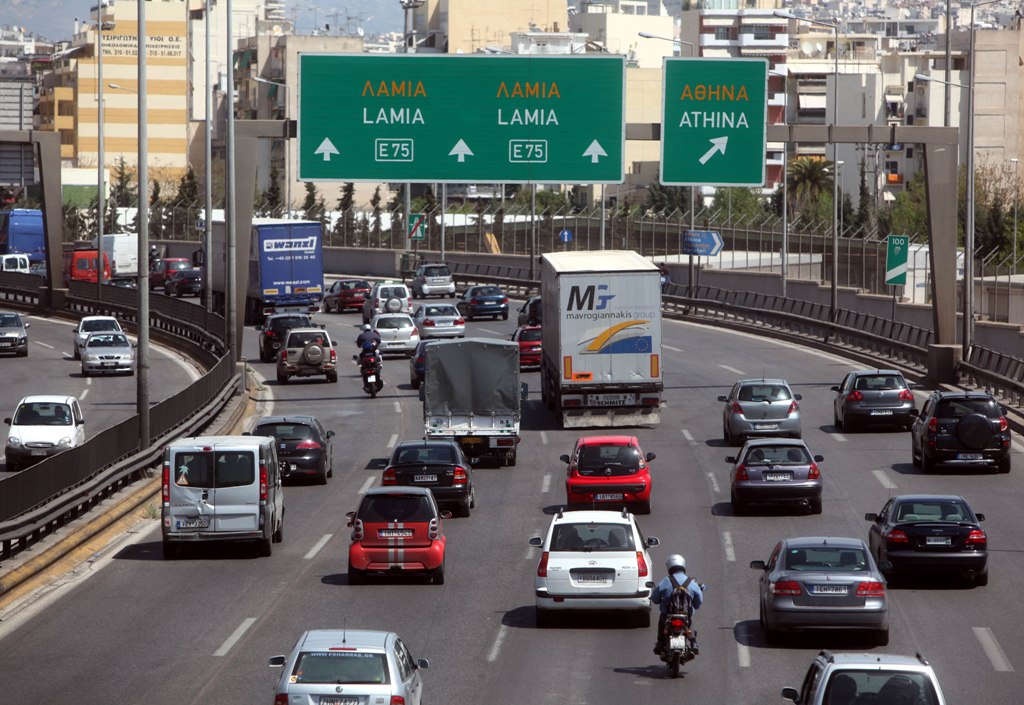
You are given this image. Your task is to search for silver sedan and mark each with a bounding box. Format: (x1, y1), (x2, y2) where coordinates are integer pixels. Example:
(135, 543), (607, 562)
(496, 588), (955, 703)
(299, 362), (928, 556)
(412, 303), (465, 339)
(80, 331), (136, 376)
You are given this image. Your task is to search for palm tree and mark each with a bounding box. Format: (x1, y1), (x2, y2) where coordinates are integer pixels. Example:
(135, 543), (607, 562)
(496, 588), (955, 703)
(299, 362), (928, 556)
(787, 156), (834, 216)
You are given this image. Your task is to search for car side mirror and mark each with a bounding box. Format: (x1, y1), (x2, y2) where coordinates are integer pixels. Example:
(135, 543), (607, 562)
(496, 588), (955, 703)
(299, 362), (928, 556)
(559, 454), (570, 464)
(645, 452), (656, 462)
(646, 536), (660, 547)
(521, 382), (529, 401)
(813, 455), (824, 462)
(750, 559), (767, 570)
(528, 536), (543, 547)
(794, 393), (803, 401)
(326, 430), (335, 438)
(976, 512), (986, 521)
(908, 408), (920, 417)
(3, 417), (10, 425)
(418, 387), (425, 402)
(717, 395), (728, 402)
(830, 385), (840, 392)
(878, 561), (892, 571)
(268, 655), (286, 668)
(345, 510), (356, 527)
(725, 456), (736, 463)
(24, 322), (29, 329)
(416, 658), (430, 669)
(781, 687), (799, 703)
(864, 512), (879, 522)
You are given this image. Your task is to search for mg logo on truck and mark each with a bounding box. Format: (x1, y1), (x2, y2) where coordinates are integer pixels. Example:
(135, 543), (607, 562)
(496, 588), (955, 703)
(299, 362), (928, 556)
(264, 236), (318, 253)
(567, 284), (615, 311)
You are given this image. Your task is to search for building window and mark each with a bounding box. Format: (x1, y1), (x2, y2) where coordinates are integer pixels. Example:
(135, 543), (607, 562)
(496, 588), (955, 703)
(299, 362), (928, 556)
(753, 26), (771, 40)
(714, 27), (731, 41)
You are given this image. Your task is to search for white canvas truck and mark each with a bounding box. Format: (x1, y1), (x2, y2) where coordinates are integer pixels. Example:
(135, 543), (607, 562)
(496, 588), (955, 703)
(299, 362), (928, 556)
(540, 250), (663, 428)
(422, 338), (524, 467)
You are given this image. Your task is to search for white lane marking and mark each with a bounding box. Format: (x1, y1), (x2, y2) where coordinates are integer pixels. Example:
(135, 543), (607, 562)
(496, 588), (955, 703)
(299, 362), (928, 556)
(393, 401), (401, 413)
(722, 531), (736, 562)
(79, 388), (89, 400)
(973, 627), (1014, 672)
(358, 475), (375, 495)
(718, 364), (744, 376)
(541, 473), (551, 494)
(387, 434), (398, 449)
(832, 433), (848, 442)
(304, 534), (333, 560)
(487, 624), (509, 662)
(478, 328), (503, 336)
(540, 430), (549, 445)
(35, 341), (54, 349)
(86, 377), (93, 386)
(663, 344), (683, 353)
(214, 617), (257, 657)
(737, 636), (751, 668)
(872, 470), (897, 490)
(706, 472), (720, 494)
(682, 429), (696, 446)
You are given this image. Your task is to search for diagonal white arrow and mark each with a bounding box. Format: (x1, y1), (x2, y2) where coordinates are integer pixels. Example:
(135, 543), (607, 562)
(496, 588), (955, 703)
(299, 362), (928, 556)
(698, 136), (728, 165)
(582, 139), (608, 164)
(314, 137), (339, 162)
(449, 139), (474, 163)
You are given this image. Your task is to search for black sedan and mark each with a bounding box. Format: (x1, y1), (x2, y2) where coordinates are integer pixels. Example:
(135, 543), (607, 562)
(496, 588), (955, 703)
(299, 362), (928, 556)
(456, 285), (509, 321)
(251, 415), (334, 485)
(163, 268), (204, 297)
(865, 493), (988, 586)
(382, 439), (475, 517)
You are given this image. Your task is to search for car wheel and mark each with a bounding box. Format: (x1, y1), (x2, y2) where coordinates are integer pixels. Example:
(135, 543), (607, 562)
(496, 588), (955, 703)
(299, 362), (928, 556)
(455, 496), (472, 518)
(450, 292), (456, 299)
(73, 347), (80, 360)
(326, 370), (338, 383)
(975, 569), (989, 587)
(635, 610), (651, 628)
(874, 629), (890, 647)
(162, 541), (180, 560)
(808, 497), (823, 515)
(317, 466), (328, 485)
(272, 515), (284, 543)
(259, 349), (271, 363)
(833, 409), (843, 429)
(411, 376), (420, 390)
(731, 492), (747, 516)
(257, 533), (273, 557)
(5, 460), (18, 472)
(348, 564), (365, 585)
(636, 501), (652, 515)
(535, 608), (554, 628)
(911, 442), (922, 467)
(430, 562), (445, 585)
(507, 451), (517, 467)
(997, 457), (1011, 474)
(81, 367), (89, 377)
(921, 452), (935, 473)
(502, 312), (509, 321)
(277, 371), (288, 385)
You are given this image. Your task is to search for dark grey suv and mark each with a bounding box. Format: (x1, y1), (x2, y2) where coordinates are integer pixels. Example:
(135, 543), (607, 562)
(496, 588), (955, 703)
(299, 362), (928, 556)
(832, 369), (916, 431)
(910, 391), (1011, 473)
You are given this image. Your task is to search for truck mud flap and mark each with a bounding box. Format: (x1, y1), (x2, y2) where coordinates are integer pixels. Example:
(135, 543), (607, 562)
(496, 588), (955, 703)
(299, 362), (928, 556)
(562, 408), (661, 429)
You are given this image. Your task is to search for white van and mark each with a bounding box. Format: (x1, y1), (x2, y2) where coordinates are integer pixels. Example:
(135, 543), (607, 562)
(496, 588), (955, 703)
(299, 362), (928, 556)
(161, 435), (284, 559)
(1, 253), (31, 274)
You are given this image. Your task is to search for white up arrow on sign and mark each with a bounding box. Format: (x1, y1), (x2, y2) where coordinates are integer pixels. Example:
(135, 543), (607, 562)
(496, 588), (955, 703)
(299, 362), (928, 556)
(698, 136), (729, 165)
(448, 139), (474, 163)
(582, 139), (607, 164)
(315, 137), (339, 162)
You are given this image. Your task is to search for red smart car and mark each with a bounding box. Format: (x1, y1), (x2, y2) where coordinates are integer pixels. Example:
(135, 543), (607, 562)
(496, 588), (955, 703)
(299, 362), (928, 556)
(511, 324), (542, 369)
(560, 436), (655, 514)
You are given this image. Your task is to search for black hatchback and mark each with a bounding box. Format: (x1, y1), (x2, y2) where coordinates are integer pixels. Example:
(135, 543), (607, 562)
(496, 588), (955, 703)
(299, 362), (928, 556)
(865, 494), (988, 586)
(252, 415), (334, 484)
(910, 391), (1010, 473)
(382, 439), (475, 517)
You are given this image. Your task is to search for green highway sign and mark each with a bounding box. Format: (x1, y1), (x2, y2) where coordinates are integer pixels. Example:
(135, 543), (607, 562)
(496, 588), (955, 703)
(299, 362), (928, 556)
(298, 54), (625, 184)
(660, 57), (767, 187)
(408, 212), (426, 241)
(885, 234), (910, 286)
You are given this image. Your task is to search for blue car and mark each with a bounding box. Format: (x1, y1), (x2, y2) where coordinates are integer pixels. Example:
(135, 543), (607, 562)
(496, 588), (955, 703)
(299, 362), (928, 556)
(456, 285), (509, 321)
(409, 339), (439, 390)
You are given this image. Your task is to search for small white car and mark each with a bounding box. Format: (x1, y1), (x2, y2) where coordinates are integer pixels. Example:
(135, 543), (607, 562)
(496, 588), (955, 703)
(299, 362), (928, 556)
(72, 315), (123, 360)
(4, 394), (85, 472)
(411, 262), (456, 298)
(81, 331), (136, 376)
(372, 312), (420, 356)
(528, 508), (660, 627)
(269, 629), (430, 705)
(412, 303), (465, 339)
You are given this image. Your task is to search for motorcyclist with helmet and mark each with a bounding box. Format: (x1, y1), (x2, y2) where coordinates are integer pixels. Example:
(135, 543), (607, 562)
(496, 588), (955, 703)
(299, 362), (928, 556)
(651, 554), (704, 657)
(355, 323), (382, 362)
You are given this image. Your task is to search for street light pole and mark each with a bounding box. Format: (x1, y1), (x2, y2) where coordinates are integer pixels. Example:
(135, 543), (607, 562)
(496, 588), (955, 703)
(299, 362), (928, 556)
(401, 0), (424, 256)
(1012, 158), (1020, 273)
(136, 0), (151, 449)
(253, 76), (289, 219)
(770, 68), (789, 297)
(96, 19), (114, 301)
(204, 0), (213, 310)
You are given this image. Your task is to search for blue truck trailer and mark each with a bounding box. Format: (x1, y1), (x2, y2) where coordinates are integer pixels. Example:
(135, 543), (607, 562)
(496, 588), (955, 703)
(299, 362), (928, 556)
(0, 209), (46, 264)
(210, 217), (324, 323)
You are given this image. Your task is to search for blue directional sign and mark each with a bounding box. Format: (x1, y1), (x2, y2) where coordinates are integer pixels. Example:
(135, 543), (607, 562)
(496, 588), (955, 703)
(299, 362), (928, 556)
(559, 228), (573, 243)
(681, 229), (724, 257)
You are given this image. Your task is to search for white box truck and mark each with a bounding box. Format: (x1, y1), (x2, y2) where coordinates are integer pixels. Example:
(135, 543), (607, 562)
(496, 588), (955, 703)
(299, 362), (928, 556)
(93, 232), (139, 276)
(540, 250), (663, 428)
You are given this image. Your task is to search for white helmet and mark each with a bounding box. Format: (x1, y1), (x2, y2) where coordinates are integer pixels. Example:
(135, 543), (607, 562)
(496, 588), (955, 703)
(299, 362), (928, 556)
(666, 554), (686, 572)
(363, 323), (371, 331)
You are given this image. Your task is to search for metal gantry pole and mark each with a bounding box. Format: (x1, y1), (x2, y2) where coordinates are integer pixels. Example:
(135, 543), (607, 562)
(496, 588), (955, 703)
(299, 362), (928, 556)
(226, 0), (238, 361)
(96, 22), (106, 301)
(203, 0), (213, 311)
(136, 0), (150, 448)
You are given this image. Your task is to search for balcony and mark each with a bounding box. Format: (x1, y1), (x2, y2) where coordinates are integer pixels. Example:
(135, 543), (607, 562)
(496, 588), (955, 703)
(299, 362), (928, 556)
(738, 32), (788, 47)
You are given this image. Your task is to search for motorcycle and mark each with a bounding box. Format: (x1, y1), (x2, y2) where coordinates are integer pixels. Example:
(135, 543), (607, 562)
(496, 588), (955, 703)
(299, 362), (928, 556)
(358, 343), (384, 398)
(658, 582), (707, 678)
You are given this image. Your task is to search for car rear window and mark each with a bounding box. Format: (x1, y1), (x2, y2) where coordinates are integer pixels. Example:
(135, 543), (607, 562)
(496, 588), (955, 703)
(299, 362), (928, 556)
(375, 317), (412, 330)
(934, 398), (1000, 418)
(172, 450), (255, 489)
(782, 546), (869, 572)
(895, 500), (969, 522)
(168, 260), (190, 271)
(475, 286), (502, 296)
(423, 266), (450, 277)
(577, 445), (641, 476)
(738, 384), (791, 402)
(743, 445), (810, 465)
(359, 494), (434, 522)
(254, 423), (312, 440)
(341, 280), (370, 290)
(378, 286), (408, 299)
(291, 651), (390, 685)
(551, 522), (636, 551)
(519, 328), (542, 342)
(288, 330), (329, 347)
(270, 315), (311, 332)
(424, 305), (457, 317)
(826, 672), (940, 705)
(392, 445), (456, 465)
(854, 374), (905, 391)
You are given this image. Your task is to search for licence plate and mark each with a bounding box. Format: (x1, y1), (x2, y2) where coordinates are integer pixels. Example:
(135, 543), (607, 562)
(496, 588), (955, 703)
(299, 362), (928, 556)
(366, 374), (376, 383)
(595, 493), (624, 501)
(102, 361), (116, 367)
(669, 636), (688, 649)
(575, 573), (609, 583)
(462, 437), (483, 445)
(764, 472), (792, 482)
(811, 585), (848, 595)
(378, 529), (414, 538)
(0, 340), (12, 347)
(386, 342), (402, 347)
(755, 423), (779, 430)
(589, 393), (632, 407)
(414, 474), (437, 482)
(176, 516), (210, 529)
(870, 409), (894, 416)
(926, 536), (952, 546)
(957, 453), (983, 460)
(320, 697), (359, 705)
(30, 449), (47, 456)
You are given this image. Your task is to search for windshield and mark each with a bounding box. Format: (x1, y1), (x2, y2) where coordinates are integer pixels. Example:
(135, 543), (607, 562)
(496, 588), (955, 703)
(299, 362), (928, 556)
(551, 522), (636, 552)
(14, 402), (72, 426)
(86, 333), (130, 348)
(290, 651), (390, 685)
(0, 313), (22, 327)
(392, 444), (457, 465)
(782, 546), (869, 572)
(824, 671), (940, 705)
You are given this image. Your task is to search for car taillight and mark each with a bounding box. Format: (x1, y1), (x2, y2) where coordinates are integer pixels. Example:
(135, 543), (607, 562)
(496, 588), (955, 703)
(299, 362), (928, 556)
(424, 319), (436, 326)
(808, 462), (820, 480)
(280, 350), (287, 362)
(999, 416), (1008, 432)
(637, 551), (649, 577)
(847, 390), (863, 402)
(501, 297), (509, 304)
(296, 440), (321, 450)
(735, 464), (749, 481)
(471, 298), (480, 305)
(885, 529), (909, 544)
(453, 466), (467, 484)
(537, 551), (549, 577)
(329, 348), (336, 363)
(162, 462), (170, 502)
(966, 529), (987, 546)
(428, 518), (440, 540)
(416, 356), (425, 365)
(857, 581), (886, 597)
(771, 580), (801, 596)
(787, 400), (799, 415)
(927, 417), (938, 433)
(351, 518), (364, 541)
(391, 696), (406, 705)
(730, 401), (744, 416)
(265, 330), (276, 338)
(274, 695), (289, 705)
(456, 317), (465, 325)
(259, 464), (268, 501)
(382, 467), (397, 485)
(898, 389), (914, 401)
(410, 328), (419, 337)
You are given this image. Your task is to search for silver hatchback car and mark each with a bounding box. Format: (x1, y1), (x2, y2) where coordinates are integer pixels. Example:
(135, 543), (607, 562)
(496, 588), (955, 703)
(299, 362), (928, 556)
(832, 369), (916, 431)
(727, 438), (823, 515)
(269, 629), (430, 705)
(372, 312), (420, 356)
(720, 378), (802, 446)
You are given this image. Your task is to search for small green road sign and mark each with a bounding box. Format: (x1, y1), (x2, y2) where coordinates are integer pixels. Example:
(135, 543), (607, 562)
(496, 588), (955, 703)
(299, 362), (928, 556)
(885, 234), (910, 285)
(408, 212), (427, 241)
(660, 57), (767, 187)
(298, 54), (625, 184)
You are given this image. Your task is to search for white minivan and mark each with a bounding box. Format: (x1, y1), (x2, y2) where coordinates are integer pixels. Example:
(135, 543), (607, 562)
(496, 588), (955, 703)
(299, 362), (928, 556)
(4, 394), (85, 472)
(1, 253), (31, 274)
(161, 435), (285, 559)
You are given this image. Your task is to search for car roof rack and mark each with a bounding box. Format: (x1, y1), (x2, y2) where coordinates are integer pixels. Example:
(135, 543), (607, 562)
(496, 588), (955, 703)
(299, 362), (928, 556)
(916, 652), (929, 665)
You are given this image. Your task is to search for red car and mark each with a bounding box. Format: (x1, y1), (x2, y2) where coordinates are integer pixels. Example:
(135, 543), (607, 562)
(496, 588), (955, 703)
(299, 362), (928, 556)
(512, 324), (542, 369)
(560, 435), (655, 514)
(346, 486), (449, 585)
(150, 257), (191, 290)
(323, 278), (371, 313)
